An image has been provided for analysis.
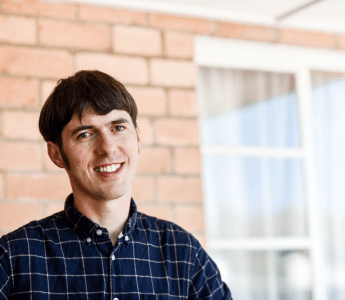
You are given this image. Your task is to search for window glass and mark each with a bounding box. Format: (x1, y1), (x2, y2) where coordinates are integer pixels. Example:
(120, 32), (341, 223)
(198, 68), (300, 147)
(212, 249), (312, 300)
(203, 155), (307, 238)
(199, 66), (309, 299)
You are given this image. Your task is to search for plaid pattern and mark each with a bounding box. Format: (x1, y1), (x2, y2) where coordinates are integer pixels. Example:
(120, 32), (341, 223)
(0, 194), (232, 300)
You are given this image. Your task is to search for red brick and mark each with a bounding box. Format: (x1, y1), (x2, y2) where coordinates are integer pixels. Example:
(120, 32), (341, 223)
(0, 46), (73, 78)
(174, 148), (201, 175)
(0, 202), (42, 230)
(158, 176), (202, 203)
(217, 22), (276, 42)
(137, 117), (153, 145)
(0, 229), (10, 237)
(279, 28), (335, 48)
(168, 89), (198, 117)
(138, 204), (172, 221)
(113, 25), (162, 56)
(150, 14), (212, 34)
(3, 111), (41, 140)
(338, 35), (345, 50)
(79, 5), (147, 25)
(154, 119), (199, 146)
(0, 15), (36, 45)
(175, 205), (204, 232)
(137, 147), (171, 174)
(0, 175), (4, 200)
(0, 142), (41, 170)
(75, 53), (148, 85)
(41, 80), (57, 105)
(45, 203), (65, 216)
(7, 173), (71, 200)
(39, 19), (110, 50)
(150, 59), (195, 87)
(128, 87), (166, 116)
(132, 176), (155, 202)
(164, 31), (194, 58)
(2, 0), (76, 19)
(0, 77), (38, 107)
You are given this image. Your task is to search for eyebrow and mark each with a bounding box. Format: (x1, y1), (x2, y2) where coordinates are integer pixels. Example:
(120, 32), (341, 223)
(110, 118), (129, 126)
(71, 118), (130, 136)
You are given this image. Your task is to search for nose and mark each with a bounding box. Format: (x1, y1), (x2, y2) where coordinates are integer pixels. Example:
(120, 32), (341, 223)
(95, 132), (117, 157)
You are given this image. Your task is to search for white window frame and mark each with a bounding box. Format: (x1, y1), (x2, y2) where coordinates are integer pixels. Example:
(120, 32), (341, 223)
(195, 36), (345, 300)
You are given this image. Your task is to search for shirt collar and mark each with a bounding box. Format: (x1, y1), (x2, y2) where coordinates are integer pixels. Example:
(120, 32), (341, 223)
(64, 193), (138, 241)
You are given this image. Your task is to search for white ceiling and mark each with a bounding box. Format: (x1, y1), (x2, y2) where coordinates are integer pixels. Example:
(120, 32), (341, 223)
(63, 0), (345, 33)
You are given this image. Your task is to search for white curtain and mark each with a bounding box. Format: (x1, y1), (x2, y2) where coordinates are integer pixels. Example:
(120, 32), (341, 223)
(312, 72), (345, 299)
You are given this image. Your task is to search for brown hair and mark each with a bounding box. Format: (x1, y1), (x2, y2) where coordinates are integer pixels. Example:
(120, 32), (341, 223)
(39, 70), (138, 148)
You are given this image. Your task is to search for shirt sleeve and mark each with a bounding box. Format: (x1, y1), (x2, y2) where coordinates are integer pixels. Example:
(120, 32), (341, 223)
(0, 238), (11, 299)
(189, 237), (232, 300)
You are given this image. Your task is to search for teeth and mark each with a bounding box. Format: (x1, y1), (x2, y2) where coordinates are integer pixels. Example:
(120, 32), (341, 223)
(95, 164), (121, 173)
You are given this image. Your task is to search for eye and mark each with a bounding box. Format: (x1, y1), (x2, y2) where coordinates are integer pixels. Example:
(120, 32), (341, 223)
(114, 125), (125, 132)
(77, 132), (91, 139)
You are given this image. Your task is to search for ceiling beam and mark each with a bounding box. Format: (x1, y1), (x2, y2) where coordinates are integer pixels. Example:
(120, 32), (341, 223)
(276, 0), (324, 22)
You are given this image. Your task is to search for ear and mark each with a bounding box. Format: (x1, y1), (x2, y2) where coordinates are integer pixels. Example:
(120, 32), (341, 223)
(47, 142), (65, 169)
(136, 125), (141, 153)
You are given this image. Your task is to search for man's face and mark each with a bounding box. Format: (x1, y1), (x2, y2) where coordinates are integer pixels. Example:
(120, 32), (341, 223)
(55, 108), (140, 202)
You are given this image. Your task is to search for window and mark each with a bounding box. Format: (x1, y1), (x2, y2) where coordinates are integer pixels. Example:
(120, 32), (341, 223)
(195, 37), (345, 300)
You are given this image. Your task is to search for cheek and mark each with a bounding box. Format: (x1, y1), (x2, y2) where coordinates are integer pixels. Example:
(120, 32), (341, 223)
(119, 136), (139, 153)
(69, 151), (91, 171)
(129, 142), (140, 157)
(120, 143), (139, 166)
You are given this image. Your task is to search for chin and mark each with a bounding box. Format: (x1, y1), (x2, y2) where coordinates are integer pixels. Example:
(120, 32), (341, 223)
(93, 188), (129, 202)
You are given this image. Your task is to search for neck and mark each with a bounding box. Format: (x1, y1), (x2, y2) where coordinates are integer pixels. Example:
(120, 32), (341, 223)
(72, 190), (132, 245)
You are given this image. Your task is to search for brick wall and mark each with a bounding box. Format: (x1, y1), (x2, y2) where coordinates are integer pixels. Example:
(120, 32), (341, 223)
(0, 0), (343, 245)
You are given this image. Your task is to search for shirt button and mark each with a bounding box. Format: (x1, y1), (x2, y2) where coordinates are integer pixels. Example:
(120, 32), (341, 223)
(96, 229), (103, 236)
(124, 236), (130, 241)
(86, 237), (91, 243)
(111, 254), (115, 260)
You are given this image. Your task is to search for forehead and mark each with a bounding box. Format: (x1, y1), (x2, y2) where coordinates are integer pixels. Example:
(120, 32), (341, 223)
(65, 109), (132, 130)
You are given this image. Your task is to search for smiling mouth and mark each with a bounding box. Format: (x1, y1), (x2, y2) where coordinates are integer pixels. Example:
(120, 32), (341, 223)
(94, 163), (122, 173)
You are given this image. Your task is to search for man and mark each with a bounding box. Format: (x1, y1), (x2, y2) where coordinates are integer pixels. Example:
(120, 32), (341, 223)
(0, 70), (232, 299)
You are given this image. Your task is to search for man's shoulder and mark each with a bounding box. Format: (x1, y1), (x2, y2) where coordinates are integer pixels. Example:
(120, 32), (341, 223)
(136, 211), (187, 232)
(0, 210), (66, 245)
(135, 211), (199, 248)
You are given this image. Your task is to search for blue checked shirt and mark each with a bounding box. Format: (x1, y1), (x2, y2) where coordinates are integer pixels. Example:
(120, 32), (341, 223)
(0, 194), (232, 299)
